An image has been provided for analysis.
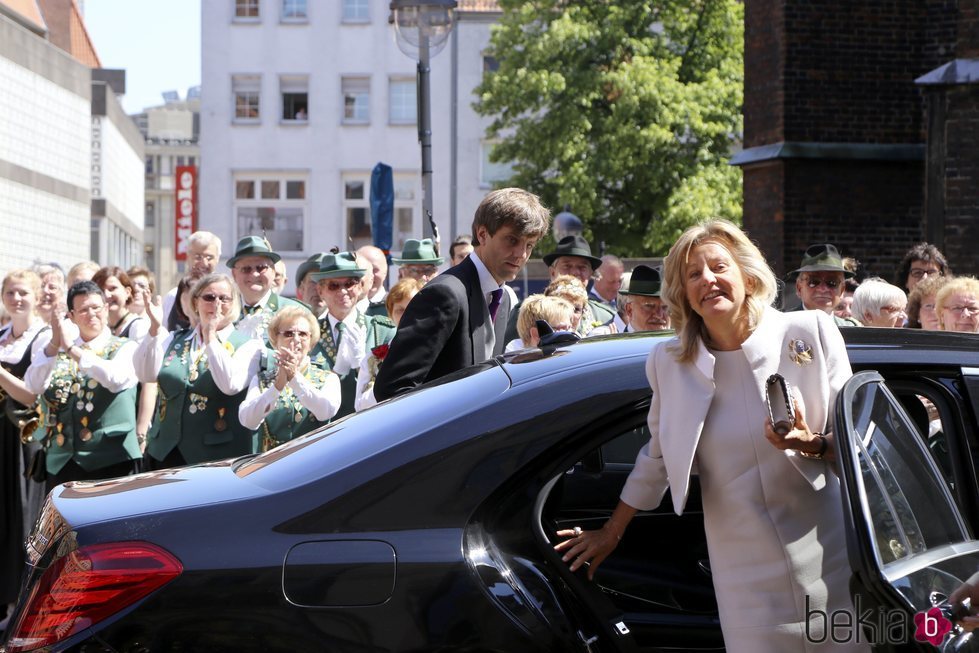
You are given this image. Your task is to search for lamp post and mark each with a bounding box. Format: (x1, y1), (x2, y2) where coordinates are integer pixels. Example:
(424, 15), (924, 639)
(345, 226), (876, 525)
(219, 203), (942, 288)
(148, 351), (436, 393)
(390, 0), (457, 251)
(552, 206), (584, 242)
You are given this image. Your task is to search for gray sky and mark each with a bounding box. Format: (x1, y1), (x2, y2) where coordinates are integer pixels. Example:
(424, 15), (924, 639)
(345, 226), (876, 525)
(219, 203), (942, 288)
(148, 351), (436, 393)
(82, 0), (201, 114)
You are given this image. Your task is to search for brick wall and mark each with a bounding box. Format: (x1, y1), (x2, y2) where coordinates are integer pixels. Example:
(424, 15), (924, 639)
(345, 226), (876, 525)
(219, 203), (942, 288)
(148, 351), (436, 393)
(940, 84), (979, 276)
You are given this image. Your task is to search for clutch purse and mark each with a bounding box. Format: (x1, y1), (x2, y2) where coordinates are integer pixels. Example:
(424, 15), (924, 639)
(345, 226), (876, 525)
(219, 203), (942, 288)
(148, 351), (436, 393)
(766, 373), (796, 435)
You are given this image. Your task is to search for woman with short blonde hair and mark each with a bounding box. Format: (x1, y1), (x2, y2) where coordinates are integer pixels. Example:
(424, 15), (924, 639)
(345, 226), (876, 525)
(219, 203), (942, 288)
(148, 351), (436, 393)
(936, 276), (979, 333)
(239, 306), (340, 451)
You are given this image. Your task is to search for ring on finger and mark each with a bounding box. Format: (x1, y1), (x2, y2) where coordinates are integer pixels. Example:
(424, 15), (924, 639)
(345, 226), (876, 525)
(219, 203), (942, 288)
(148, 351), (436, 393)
(573, 526), (582, 537)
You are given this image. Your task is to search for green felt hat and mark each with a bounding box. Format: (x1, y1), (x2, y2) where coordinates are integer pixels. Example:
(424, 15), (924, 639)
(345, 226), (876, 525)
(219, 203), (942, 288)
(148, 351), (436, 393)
(787, 243), (854, 279)
(542, 235), (602, 270)
(623, 265), (663, 297)
(227, 235), (281, 268)
(391, 238), (444, 266)
(310, 252), (366, 281)
(296, 253), (326, 284)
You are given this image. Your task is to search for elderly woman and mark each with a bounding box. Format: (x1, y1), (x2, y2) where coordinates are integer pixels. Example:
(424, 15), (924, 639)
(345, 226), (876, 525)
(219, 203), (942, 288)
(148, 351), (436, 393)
(543, 275), (588, 333)
(557, 220), (866, 652)
(0, 270), (48, 616)
(907, 274), (951, 330)
(850, 278), (907, 327)
(135, 273), (263, 468)
(936, 276), (979, 333)
(239, 306), (341, 450)
(354, 278), (421, 412)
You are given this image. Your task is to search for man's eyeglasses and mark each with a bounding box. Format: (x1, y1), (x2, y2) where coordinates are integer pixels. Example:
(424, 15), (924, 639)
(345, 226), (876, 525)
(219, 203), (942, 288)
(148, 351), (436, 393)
(634, 302), (669, 313)
(324, 278), (360, 292)
(802, 276), (841, 290)
(403, 265), (439, 279)
(237, 263), (271, 275)
(278, 329), (311, 340)
(909, 268), (942, 280)
(199, 293), (233, 304)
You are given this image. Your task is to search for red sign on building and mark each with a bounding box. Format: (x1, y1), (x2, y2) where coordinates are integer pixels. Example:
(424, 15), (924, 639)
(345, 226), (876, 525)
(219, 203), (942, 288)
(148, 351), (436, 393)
(174, 166), (197, 261)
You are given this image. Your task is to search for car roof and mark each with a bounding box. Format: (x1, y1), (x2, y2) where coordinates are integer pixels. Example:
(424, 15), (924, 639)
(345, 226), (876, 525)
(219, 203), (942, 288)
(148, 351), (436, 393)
(499, 327), (979, 387)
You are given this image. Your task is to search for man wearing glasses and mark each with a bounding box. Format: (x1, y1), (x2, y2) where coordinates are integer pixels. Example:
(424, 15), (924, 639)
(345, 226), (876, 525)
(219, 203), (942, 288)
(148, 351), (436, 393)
(310, 252), (396, 418)
(229, 236), (305, 341)
(25, 281), (141, 488)
(620, 265), (671, 332)
(164, 230), (221, 331)
(789, 244), (861, 327)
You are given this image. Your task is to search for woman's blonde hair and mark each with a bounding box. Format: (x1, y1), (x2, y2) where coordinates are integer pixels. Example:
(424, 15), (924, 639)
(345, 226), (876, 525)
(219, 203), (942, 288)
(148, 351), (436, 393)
(189, 273), (242, 325)
(935, 276), (979, 330)
(662, 219), (777, 363)
(267, 305), (320, 351)
(516, 294), (575, 344)
(2, 269), (42, 306)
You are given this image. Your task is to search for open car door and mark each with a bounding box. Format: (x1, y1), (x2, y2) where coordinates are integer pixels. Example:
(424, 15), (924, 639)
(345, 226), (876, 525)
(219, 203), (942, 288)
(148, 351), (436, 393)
(836, 371), (979, 652)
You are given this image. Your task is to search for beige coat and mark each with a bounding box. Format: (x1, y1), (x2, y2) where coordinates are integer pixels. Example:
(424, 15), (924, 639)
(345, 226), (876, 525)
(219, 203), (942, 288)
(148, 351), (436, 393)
(620, 306), (851, 514)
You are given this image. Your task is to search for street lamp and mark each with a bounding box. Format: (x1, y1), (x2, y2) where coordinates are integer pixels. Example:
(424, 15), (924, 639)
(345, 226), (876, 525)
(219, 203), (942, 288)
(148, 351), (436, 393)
(553, 206), (584, 242)
(390, 0), (457, 249)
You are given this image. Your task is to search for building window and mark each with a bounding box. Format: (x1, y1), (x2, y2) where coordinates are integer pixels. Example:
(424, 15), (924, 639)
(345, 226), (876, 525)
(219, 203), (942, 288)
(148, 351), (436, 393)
(234, 0), (259, 19)
(281, 75), (309, 122)
(344, 174), (417, 251)
(145, 155), (154, 174)
(342, 0), (369, 22)
(145, 201), (156, 228)
(480, 141), (515, 187)
(281, 0), (307, 21)
(389, 78), (416, 125)
(342, 77), (370, 124)
(483, 55), (500, 74)
(235, 174), (307, 252)
(233, 75), (261, 122)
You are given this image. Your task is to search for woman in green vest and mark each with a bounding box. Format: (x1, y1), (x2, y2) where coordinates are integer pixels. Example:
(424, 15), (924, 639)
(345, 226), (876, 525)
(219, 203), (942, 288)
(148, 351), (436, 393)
(239, 306), (341, 451)
(135, 273), (264, 469)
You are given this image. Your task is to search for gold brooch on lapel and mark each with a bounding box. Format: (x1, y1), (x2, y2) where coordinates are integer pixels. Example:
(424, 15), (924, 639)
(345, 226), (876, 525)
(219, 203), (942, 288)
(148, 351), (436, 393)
(788, 339), (813, 366)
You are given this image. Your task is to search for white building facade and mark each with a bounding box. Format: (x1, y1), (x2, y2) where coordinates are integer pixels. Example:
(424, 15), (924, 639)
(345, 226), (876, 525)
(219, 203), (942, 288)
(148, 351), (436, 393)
(200, 0), (506, 294)
(0, 11), (92, 272)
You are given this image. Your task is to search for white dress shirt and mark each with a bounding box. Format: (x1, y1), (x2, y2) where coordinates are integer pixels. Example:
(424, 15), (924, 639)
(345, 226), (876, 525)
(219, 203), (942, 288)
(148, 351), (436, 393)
(25, 328), (138, 395)
(238, 357), (342, 429)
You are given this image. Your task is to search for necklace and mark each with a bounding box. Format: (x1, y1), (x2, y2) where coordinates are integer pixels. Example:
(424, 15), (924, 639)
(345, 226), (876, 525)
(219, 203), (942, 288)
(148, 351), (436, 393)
(110, 311), (130, 333)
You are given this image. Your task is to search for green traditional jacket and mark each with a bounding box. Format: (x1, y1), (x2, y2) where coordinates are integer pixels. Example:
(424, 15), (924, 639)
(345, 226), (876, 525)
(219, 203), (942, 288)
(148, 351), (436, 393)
(237, 292), (307, 344)
(581, 299), (616, 335)
(256, 353), (336, 450)
(146, 329), (257, 464)
(37, 337), (140, 475)
(310, 311), (396, 418)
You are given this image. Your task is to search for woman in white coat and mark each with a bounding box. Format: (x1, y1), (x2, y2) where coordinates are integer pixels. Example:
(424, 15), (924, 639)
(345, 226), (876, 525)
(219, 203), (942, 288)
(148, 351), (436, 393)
(556, 219), (868, 652)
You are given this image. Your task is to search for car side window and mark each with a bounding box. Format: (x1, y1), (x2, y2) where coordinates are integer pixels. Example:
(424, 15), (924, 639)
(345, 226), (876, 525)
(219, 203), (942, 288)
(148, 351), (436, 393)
(848, 381), (967, 568)
(601, 424), (649, 465)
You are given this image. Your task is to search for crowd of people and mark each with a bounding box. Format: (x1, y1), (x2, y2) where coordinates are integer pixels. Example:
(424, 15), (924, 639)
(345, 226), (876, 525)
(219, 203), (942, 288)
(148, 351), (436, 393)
(0, 185), (974, 639)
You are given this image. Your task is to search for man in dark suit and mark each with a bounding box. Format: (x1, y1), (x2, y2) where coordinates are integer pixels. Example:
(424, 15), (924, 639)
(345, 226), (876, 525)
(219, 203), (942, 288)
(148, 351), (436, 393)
(374, 188), (551, 401)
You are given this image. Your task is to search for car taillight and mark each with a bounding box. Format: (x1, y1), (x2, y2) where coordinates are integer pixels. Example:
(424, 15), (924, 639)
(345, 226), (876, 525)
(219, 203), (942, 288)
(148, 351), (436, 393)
(6, 541), (182, 652)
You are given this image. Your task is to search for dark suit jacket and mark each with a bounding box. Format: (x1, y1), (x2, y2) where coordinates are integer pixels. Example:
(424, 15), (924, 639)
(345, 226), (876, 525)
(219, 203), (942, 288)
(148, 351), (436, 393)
(374, 257), (511, 401)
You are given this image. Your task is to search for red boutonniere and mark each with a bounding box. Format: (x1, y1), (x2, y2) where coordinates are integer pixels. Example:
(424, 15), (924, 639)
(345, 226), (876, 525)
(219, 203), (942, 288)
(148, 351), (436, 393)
(371, 344), (390, 361)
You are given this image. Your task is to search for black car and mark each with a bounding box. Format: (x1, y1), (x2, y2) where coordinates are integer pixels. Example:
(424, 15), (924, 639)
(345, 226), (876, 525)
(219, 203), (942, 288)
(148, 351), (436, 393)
(5, 328), (979, 652)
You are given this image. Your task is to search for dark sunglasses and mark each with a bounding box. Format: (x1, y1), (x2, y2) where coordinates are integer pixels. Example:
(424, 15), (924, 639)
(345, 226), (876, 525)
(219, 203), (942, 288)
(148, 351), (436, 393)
(803, 276), (841, 290)
(199, 293), (233, 304)
(237, 263), (271, 275)
(279, 329), (311, 339)
(324, 278), (360, 292)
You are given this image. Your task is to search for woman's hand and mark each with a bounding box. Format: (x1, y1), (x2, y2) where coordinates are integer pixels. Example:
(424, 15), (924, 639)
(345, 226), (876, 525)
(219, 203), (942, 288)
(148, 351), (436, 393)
(142, 289), (164, 335)
(553, 523), (622, 580)
(764, 395), (830, 459)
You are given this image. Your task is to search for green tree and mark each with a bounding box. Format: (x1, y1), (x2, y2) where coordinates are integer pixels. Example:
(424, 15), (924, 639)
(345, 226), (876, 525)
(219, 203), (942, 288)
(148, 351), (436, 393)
(475, 0), (743, 255)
